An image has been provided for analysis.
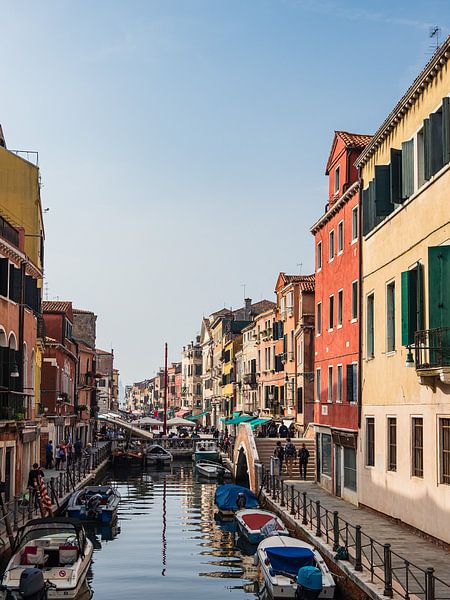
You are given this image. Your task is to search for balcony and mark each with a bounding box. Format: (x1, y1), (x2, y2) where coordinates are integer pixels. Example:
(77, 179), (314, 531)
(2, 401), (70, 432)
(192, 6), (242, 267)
(0, 393), (26, 421)
(414, 328), (450, 383)
(243, 373), (257, 387)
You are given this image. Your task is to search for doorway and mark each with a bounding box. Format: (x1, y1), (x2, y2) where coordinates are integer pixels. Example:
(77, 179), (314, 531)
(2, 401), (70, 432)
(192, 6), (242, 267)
(335, 445), (342, 497)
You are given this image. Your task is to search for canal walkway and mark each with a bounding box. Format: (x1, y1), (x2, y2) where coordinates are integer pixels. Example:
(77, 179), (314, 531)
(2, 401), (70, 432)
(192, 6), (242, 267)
(261, 475), (450, 600)
(0, 441), (111, 552)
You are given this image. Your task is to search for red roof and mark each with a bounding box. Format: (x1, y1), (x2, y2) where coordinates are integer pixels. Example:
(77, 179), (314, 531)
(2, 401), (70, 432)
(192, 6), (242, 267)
(276, 273), (315, 293)
(42, 301), (73, 318)
(326, 131), (372, 174)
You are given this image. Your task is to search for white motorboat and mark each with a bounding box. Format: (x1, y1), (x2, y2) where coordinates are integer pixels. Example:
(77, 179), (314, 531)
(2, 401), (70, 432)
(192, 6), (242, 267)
(146, 443), (173, 465)
(194, 440), (220, 463)
(235, 509), (288, 544)
(1, 517), (94, 599)
(196, 460), (226, 479)
(257, 535), (335, 599)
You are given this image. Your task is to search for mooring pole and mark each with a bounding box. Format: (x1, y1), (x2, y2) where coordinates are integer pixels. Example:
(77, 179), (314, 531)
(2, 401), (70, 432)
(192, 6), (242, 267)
(163, 343), (168, 436)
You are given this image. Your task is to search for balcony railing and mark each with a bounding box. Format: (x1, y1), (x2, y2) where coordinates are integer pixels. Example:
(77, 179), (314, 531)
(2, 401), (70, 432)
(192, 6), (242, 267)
(0, 393), (26, 421)
(243, 373), (257, 386)
(414, 327), (450, 370)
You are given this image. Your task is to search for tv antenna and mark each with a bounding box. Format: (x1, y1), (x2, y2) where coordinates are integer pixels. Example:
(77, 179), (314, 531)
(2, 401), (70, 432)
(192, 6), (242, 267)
(241, 283), (246, 299)
(429, 26), (441, 51)
(297, 262), (303, 274)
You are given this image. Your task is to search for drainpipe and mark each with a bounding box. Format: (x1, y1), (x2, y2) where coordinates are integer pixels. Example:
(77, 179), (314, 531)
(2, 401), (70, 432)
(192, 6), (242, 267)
(18, 262), (26, 412)
(357, 176), (363, 430)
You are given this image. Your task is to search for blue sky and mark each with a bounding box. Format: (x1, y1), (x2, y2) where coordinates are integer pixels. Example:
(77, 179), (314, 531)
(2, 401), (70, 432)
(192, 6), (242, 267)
(1, 0), (448, 383)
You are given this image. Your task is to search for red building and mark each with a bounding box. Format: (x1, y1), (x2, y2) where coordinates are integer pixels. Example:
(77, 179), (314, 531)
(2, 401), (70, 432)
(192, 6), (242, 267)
(310, 131), (371, 503)
(41, 301), (78, 447)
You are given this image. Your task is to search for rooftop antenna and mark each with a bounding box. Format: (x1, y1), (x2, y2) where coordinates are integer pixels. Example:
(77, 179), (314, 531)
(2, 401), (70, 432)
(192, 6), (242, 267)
(242, 283), (246, 300)
(297, 262), (303, 274)
(429, 26), (441, 51)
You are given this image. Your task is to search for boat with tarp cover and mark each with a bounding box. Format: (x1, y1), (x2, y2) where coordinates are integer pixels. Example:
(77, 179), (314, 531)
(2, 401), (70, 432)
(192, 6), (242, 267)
(1, 517), (94, 599)
(67, 485), (120, 523)
(214, 484), (258, 518)
(235, 508), (288, 544)
(256, 535), (335, 599)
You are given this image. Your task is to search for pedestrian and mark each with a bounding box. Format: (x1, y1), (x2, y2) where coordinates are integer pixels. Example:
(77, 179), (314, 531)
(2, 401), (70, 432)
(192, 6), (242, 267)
(85, 442), (93, 468)
(278, 423), (289, 438)
(45, 440), (54, 469)
(273, 441), (285, 476)
(66, 442), (73, 466)
(289, 422), (296, 438)
(56, 443), (66, 471)
(299, 443), (310, 480)
(284, 437), (297, 477)
(267, 421), (278, 438)
(213, 429), (219, 440)
(74, 439), (82, 462)
(28, 463), (44, 489)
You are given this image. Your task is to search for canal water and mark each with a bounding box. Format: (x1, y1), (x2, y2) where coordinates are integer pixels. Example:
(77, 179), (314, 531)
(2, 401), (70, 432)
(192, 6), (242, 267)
(86, 463), (260, 599)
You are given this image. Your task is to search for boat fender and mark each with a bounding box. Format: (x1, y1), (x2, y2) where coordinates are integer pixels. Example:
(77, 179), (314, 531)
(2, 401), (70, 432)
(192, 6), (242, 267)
(296, 566), (323, 600)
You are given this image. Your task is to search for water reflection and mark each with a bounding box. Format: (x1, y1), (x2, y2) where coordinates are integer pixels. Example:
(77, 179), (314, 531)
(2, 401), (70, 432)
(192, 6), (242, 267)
(87, 464), (260, 599)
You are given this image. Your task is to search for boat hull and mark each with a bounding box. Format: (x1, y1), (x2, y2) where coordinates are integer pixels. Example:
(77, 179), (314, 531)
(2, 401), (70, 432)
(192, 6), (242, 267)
(67, 507), (116, 523)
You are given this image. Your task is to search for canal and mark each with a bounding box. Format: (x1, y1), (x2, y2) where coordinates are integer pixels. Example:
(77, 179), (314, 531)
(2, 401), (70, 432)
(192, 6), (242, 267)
(86, 463), (260, 599)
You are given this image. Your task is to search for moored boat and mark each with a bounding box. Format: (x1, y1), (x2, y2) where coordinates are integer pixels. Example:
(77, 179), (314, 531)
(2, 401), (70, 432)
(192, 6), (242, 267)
(67, 485), (121, 523)
(1, 517), (94, 599)
(145, 444), (173, 466)
(194, 440), (220, 463)
(235, 508), (288, 544)
(196, 460), (226, 479)
(110, 447), (143, 467)
(214, 484), (258, 518)
(256, 535), (335, 599)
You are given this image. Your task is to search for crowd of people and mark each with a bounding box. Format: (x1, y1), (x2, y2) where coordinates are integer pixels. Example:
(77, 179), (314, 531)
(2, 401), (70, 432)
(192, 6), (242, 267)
(273, 438), (310, 479)
(44, 438), (93, 471)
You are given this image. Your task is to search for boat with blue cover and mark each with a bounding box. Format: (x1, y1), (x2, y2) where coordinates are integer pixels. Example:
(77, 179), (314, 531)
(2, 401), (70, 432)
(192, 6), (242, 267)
(256, 535), (335, 599)
(214, 484), (258, 518)
(67, 486), (121, 523)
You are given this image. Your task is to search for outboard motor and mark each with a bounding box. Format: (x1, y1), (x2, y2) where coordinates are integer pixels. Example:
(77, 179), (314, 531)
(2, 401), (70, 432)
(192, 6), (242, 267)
(86, 493), (103, 518)
(295, 566), (323, 600)
(236, 492), (247, 509)
(19, 568), (47, 600)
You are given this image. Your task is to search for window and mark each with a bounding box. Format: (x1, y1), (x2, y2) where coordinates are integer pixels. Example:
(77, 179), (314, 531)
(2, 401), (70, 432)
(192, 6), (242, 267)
(351, 206), (358, 241)
(337, 289), (343, 327)
(337, 365), (343, 403)
(287, 291), (293, 316)
(366, 293), (374, 358)
(386, 281), (396, 352)
(327, 366), (333, 403)
(344, 448), (357, 491)
(366, 417), (375, 467)
(439, 418), (450, 485)
(321, 433), (332, 476)
(401, 264), (423, 346)
(346, 363), (358, 402)
(387, 417), (397, 471)
(412, 417), (423, 478)
(351, 281), (358, 320)
(329, 231), (335, 261)
(338, 221), (344, 254)
(315, 368), (321, 402)
(317, 242), (322, 271)
(329, 295), (334, 330)
(334, 166), (340, 194)
(281, 296), (286, 320)
(317, 303), (322, 335)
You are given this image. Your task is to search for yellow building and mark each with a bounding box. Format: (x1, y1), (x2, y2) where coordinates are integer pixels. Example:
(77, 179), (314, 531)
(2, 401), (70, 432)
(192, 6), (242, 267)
(356, 38), (450, 542)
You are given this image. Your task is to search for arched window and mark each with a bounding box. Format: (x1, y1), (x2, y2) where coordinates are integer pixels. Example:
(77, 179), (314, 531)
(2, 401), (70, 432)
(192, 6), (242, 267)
(8, 333), (17, 350)
(0, 328), (7, 347)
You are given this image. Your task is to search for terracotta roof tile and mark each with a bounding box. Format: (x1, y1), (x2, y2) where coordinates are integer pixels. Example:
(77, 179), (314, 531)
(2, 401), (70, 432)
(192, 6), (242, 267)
(43, 301), (72, 313)
(336, 131), (373, 149)
(282, 274), (315, 292)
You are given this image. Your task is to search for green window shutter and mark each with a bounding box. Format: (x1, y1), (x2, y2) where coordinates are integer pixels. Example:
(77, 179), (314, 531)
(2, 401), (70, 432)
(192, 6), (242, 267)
(374, 165), (393, 216)
(401, 270), (414, 346)
(401, 139), (414, 198)
(362, 187), (370, 235)
(442, 97), (450, 165)
(430, 111), (444, 176)
(390, 148), (403, 204)
(428, 246), (450, 330)
(423, 118), (432, 181)
(417, 262), (424, 332)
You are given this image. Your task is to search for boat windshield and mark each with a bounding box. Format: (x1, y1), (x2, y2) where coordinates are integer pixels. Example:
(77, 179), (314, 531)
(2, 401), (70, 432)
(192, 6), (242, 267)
(16, 525), (79, 548)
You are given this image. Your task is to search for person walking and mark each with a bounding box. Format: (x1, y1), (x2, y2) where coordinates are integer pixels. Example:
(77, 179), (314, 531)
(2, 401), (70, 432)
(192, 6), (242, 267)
(74, 439), (82, 462)
(45, 440), (54, 469)
(278, 423), (289, 438)
(273, 441), (285, 476)
(56, 443), (66, 471)
(284, 438), (297, 477)
(299, 443), (310, 480)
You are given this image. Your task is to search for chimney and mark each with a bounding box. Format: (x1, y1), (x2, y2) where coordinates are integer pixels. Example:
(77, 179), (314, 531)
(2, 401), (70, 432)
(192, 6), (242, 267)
(244, 298), (252, 319)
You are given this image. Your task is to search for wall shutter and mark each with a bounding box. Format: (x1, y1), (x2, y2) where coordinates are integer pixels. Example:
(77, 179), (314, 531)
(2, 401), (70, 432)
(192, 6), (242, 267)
(401, 271), (413, 346)
(428, 246), (450, 330)
(25, 276), (38, 312)
(417, 262), (424, 332)
(423, 118), (432, 181)
(442, 97), (450, 165)
(390, 148), (403, 204)
(401, 139), (414, 198)
(0, 259), (8, 297)
(283, 334), (287, 354)
(346, 364), (353, 402)
(430, 110), (444, 176)
(362, 187), (370, 235)
(9, 266), (21, 303)
(278, 321), (284, 338)
(374, 165), (392, 216)
(272, 323), (278, 340)
(297, 387), (303, 413)
(352, 364), (358, 403)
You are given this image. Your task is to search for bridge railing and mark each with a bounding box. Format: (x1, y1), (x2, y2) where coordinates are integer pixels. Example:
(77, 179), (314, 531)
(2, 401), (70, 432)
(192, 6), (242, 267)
(260, 466), (450, 600)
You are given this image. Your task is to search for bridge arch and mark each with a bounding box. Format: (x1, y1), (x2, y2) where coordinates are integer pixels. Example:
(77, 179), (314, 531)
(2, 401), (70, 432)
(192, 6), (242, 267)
(235, 445), (250, 487)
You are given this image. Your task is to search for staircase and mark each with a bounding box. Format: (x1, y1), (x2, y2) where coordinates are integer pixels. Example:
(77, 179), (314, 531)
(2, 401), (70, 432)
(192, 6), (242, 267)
(254, 438), (316, 481)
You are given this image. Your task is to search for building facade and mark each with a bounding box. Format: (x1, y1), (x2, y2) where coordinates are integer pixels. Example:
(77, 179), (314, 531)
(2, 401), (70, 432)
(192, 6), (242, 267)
(311, 132), (371, 503)
(181, 337), (202, 416)
(357, 40), (450, 541)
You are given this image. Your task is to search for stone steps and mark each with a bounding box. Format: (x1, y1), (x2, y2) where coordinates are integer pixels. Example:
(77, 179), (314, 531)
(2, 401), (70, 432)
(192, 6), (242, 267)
(255, 438), (315, 481)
